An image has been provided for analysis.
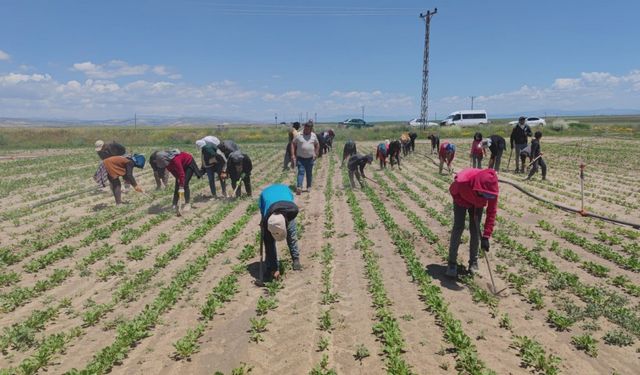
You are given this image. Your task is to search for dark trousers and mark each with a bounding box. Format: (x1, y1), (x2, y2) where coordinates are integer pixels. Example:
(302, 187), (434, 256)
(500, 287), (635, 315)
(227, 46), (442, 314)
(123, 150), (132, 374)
(153, 168), (168, 189)
(528, 157), (547, 179)
(263, 219), (299, 272)
(108, 162), (136, 204)
(390, 153), (401, 169)
(283, 143), (294, 170)
(206, 165), (226, 196)
(489, 150), (503, 171)
(231, 174), (252, 197)
(172, 160), (199, 205)
(448, 203), (483, 267)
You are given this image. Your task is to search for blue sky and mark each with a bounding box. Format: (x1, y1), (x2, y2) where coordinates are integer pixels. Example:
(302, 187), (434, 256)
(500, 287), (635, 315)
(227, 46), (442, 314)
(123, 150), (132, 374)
(1, 0), (639, 121)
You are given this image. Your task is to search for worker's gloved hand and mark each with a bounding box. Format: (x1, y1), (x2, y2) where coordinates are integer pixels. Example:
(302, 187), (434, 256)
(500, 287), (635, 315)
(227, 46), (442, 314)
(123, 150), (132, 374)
(481, 237), (490, 252)
(134, 185), (144, 193)
(178, 187), (185, 199)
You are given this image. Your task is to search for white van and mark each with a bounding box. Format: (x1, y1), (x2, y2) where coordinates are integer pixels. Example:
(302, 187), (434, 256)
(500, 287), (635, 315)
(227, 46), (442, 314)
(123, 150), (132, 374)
(440, 110), (488, 127)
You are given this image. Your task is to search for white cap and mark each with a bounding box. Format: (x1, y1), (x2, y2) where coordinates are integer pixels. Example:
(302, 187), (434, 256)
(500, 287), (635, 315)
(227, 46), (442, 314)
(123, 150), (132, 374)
(94, 140), (104, 151)
(195, 139), (206, 150)
(267, 214), (287, 242)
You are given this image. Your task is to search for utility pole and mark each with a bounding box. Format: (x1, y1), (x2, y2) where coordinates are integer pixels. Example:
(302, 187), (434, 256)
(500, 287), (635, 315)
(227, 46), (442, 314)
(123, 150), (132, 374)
(419, 8), (437, 124)
(470, 96), (476, 110)
(314, 112), (317, 124)
(275, 113), (278, 125)
(361, 105), (365, 120)
(134, 113), (137, 129)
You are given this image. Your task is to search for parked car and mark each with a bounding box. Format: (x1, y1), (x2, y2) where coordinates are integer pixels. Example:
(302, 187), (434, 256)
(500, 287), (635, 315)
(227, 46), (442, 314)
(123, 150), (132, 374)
(440, 110), (489, 127)
(341, 118), (372, 128)
(408, 118), (439, 127)
(508, 117), (546, 127)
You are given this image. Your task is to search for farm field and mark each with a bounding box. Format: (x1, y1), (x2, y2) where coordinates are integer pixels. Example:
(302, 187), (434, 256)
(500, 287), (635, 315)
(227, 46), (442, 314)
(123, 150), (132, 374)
(0, 137), (639, 375)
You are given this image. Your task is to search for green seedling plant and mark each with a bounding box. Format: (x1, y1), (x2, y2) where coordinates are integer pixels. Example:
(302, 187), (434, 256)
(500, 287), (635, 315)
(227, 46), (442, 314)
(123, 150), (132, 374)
(571, 333), (598, 357)
(511, 335), (561, 375)
(309, 354), (337, 375)
(603, 330), (634, 347)
(354, 344), (370, 362)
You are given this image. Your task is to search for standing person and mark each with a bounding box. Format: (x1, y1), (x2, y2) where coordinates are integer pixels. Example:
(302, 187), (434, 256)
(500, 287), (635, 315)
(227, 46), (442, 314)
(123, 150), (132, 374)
(316, 131), (327, 158)
(376, 141), (389, 169)
(470, 132), (485, 168)
(400, 132), (411, 156)
(427, 134), (440, 154)
(197, 139), (228, 198)
(157, 150), (203, 214)
(347, 153), (373, 188)
(292, 121), (320, 195)
(227, 150), (253, 197)
(218, 140), (240, 158)
(446, 168), (499, 277)
(341, 139), (357, 167)
(526, 131), (547, 181)
(102, 155), (144, 205)
(149, 151), (169, 190)
(259, 184), (302, 280)
(283, 122), (301, 171)
(510, 116), (532, 173)
(483, 135), (506, 172)
(438, 142), (456, 174)
(409, 132), (418, 153)
(388, 140), (402, 169)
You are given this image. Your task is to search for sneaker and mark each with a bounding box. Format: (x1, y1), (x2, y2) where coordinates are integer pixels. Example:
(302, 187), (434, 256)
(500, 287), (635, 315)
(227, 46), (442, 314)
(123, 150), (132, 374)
(445, 264), (457, 278)
(296, 188), (302, 195)
(469, 262), (479, 274)
(292, 258), (302, 271)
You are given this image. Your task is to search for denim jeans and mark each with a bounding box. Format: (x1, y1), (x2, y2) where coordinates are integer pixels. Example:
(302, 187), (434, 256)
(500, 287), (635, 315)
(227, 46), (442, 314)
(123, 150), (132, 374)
(448, 203), (483, 267)
(205, 166), (226, 196)
(296, 157), (314, 189)
(264, 218), (300, 272)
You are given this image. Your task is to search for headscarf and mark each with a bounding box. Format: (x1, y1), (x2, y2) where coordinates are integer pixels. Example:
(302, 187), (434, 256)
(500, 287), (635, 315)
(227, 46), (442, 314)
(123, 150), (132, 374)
(154, 150), (180, 168)
(203, 136), (220, 146)
(195, 140), (206, 150)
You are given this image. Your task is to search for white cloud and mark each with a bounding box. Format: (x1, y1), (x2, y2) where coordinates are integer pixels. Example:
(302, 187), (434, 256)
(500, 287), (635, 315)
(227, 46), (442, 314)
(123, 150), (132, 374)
(72, 60), (150, 79)
(0, 49), (10, 61)
(435, 69), (640, 116)
(152, 65), (169, 76)
(0, 73), (51, 85)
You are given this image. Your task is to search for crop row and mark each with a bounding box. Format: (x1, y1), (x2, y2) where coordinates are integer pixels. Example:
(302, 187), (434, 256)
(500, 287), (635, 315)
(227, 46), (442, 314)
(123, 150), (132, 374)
(342, 168), (414, 374)
(538, 220), (640, 272)
(363, 170), (494, 374)
(66, 203), (261, 374)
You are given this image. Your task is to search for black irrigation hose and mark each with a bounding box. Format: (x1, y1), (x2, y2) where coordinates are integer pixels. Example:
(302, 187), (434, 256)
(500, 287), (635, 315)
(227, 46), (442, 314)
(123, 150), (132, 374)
(413, 151), (640, 230)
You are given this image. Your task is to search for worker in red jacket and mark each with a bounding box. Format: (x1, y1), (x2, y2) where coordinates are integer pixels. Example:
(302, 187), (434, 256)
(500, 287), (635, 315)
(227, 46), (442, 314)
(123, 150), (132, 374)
(155, 150), (203, 213)
(446, 168), (499, 278)
(438, 142), (456, 174)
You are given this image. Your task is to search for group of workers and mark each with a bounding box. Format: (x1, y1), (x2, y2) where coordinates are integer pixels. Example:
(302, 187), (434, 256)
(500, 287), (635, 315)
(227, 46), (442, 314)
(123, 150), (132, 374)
(94, 135), (253, 214)
(91, 116), (547, 283)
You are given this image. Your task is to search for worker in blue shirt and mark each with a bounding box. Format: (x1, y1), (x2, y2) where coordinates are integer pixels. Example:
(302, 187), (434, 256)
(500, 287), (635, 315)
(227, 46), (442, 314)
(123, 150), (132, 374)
(259, 184), (301, 280)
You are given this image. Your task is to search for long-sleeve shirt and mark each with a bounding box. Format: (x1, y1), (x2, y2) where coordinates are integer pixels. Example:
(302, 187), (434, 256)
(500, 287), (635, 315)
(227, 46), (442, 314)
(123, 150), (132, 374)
(530, 139), (541, 158)
(201, 143), (227, 170)
(510, 124), (532, 147)
(470, 140), (484, 157)
(488, 135), (506, 156)
(97, 142), (126, 160)
(439, 142), (455, 164)
(347, 154), (370, 176)
(103, 156), (137, 186)
(228, 151), (253, 180)
(449, 168), (499, 238)
(259, 184), (299, 223)
(166, 152), (194, 188)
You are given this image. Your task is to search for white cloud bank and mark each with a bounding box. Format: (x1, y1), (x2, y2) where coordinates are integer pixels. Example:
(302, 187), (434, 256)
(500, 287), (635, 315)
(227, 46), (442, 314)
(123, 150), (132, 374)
(435, 70), (640, 116)
(1, 58), (639, 120)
